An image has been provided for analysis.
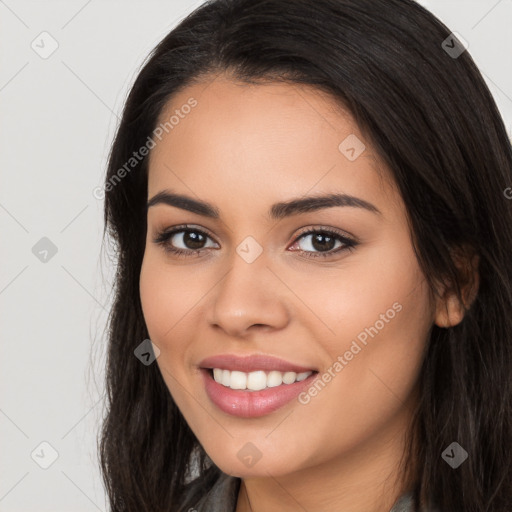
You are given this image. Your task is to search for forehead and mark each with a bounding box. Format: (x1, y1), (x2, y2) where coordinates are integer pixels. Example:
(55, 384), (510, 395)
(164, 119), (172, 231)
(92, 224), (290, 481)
(147, 75), (397, 213)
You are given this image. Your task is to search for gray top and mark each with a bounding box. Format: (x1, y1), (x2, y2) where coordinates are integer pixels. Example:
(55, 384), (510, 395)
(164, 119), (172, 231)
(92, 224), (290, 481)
(188, 471), (426, 512)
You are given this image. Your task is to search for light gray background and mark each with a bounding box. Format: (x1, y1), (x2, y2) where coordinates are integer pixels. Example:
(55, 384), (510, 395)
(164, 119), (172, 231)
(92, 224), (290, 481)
(1, 1), (511, 510)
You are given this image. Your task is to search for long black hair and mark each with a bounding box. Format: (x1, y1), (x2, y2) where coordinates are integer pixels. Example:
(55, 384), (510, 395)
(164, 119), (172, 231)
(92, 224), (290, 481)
(98, 0), (512, 510)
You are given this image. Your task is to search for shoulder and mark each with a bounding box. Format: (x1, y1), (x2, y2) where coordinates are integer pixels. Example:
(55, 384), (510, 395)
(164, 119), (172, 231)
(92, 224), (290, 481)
(180, 470), (241, 512)
(390, 491), (442, 512)
(391, 492), (416, 512)
(180, 476), (443, 512)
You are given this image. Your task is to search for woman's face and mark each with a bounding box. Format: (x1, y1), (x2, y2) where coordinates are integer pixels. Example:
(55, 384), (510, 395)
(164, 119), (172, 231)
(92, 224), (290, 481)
(140, 75), (437, 478)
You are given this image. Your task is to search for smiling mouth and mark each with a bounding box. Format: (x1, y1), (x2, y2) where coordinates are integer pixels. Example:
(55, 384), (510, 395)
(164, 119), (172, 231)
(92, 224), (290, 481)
(200, 367), (319, 418)
(206, 368), (317, 391)
(198, 353), (319, 417)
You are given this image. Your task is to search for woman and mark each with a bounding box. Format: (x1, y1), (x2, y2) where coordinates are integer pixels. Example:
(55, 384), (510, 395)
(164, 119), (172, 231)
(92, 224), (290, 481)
(98, 0), (512, 510)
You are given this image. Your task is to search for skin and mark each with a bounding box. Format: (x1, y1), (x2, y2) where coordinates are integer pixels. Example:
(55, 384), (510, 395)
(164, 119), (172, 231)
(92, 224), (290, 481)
(139, 73), (477, 512)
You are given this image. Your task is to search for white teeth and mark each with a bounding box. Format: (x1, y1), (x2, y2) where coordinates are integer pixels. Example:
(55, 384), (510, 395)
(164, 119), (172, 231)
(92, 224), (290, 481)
(213, 368), (223, 383)
(282, 371), (297, 384)
(247, 370), (267, 390)
(230, 370), (247, 390)
(267, 370), (283, 388)
(296, 371), (310, 382)
(211, 368), (313, 390)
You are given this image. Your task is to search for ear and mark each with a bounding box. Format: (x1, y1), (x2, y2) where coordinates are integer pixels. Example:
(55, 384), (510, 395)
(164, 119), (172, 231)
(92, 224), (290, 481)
(434, 247), (480, 328)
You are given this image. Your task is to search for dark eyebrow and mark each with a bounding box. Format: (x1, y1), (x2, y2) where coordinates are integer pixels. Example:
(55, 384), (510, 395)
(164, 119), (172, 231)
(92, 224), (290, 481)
(147, 190), (381, 220)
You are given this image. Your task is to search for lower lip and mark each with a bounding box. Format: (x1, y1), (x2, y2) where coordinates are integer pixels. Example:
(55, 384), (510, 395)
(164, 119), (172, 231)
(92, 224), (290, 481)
(200, 368), (318, 418)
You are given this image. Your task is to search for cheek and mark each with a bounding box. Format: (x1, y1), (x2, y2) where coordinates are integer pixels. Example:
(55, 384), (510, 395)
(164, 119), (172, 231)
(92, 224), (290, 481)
(139, 257), (171, 341)
(139, 251), (205, 345)
(289, 283), (431, 467)
(290, 244), (430, 358)
(139, 256), (197, 386)
(297, 240), (431, 417)
(139, 254), (202, 410)
(316, 263), (431, 430)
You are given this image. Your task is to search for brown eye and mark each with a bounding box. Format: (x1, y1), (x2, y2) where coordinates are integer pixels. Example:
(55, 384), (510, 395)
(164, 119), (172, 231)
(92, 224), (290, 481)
(179, 230), (208, 250)
(300, 232), (338, 252)
(289, 228), (358, 259)
(153, 226), (218, 256)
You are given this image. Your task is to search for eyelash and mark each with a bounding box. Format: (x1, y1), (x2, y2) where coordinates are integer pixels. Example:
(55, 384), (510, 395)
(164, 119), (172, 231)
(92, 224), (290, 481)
(152, 224), (358, 260)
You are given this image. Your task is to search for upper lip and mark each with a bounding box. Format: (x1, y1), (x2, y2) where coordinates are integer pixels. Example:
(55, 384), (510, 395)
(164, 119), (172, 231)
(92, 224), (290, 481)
(199, 354), (317, 373)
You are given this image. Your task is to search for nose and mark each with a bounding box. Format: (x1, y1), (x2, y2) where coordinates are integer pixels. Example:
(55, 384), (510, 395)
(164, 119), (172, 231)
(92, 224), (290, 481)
(207, 250), (290, 338)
